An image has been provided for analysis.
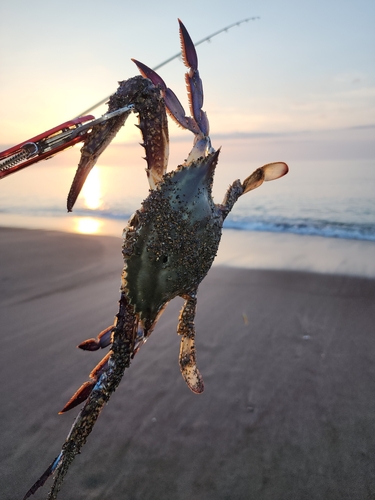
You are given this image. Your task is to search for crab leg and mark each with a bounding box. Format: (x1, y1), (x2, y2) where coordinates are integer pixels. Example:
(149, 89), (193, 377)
(62, 321), (152, 413)
(67, 111), (130, 212)
(23, 295), (138, 499)
(178, 19), (209, 137)
(132, 59), (200, 136)
(177, 294), (204, 394)
(67, 76), (169, 211)
(133, 19), (212, 163)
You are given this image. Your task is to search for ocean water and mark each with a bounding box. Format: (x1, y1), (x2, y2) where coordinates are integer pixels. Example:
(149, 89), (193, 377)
(0, 157), (374, 241)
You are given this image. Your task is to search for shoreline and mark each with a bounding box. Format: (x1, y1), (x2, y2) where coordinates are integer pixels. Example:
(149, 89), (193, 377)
(1, 223), (375, 279)
(217, 229), (375, 278)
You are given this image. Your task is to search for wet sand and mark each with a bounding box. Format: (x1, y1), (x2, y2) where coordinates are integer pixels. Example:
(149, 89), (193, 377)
(1, 227), (375, 500)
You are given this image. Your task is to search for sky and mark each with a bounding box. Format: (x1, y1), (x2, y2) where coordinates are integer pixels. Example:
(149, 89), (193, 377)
(0, 0), (374, 166)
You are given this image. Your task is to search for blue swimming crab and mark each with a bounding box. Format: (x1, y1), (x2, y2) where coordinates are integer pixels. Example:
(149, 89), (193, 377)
(24, 19), (288, 499)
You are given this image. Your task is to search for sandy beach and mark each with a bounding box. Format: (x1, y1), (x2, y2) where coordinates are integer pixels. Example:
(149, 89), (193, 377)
(1, 227), (375, 500)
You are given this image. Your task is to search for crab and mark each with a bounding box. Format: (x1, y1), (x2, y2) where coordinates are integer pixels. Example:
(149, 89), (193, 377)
(23, 19), (288, 499)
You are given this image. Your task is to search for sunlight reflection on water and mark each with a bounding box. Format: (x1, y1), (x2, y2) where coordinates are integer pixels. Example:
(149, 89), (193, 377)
(75, 217), (103, 234)
(1, 151), (374, 241)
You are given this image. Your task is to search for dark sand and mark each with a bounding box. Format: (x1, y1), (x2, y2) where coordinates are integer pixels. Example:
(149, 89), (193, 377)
(1, 227), (375, 500)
